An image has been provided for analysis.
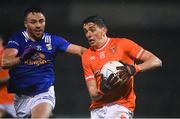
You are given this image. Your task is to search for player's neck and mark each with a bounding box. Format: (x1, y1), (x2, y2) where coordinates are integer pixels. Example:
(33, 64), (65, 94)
(95, 36), (109, 50)
(26, 30), (42, 42)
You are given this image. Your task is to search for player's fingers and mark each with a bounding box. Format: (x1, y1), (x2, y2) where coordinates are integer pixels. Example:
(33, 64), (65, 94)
(112, 77), (121, 86)
(107, 73), (115, 83)
(116, 66), (126, 71)
(119, 73), (129, 80)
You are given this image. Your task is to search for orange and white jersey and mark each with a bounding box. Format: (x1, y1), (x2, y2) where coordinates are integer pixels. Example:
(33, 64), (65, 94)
(0, 48), (14, 104)
(81, 37), (144, 112)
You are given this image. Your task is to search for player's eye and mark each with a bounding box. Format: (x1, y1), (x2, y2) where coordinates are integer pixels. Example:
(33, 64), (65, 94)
(30, 20), (37, 24)
(90, 29), (96, 32)
(39, 19), (45, 24)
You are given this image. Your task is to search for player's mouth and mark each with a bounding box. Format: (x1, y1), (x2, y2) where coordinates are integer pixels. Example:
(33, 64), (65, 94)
(34, 29), (43, 36)
(88, 39), (95, 45)
(35, 29), (43, 34)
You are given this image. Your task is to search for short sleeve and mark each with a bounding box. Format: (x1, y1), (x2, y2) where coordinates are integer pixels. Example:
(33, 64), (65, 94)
(81, 53), (95, 81)
(6, 34), (20, 50)
(122, 38), (144, 60)
(53, 36), (70, 52)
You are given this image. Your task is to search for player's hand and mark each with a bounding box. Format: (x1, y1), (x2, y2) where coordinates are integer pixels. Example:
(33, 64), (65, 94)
(116, 63), (136, 81)
(19, 45), (37, 62)
(100, 73), (122, 94)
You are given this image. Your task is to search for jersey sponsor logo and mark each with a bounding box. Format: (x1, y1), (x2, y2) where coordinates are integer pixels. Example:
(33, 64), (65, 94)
(24, 52), (51, 66)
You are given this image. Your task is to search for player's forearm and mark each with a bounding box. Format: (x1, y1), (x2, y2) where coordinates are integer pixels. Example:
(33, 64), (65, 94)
(91, 92), (103, 101)
(2, 57), (20, 69)
(86, 79), (103, 101)
(79, 47), (87, 56)
(73, 46), (86, 56)
(89, 87), (103, 101)
(66, 44), (87, 56)
(138, 56), (162, 72)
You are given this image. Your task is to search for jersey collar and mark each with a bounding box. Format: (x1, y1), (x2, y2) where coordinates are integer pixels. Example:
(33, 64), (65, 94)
(96, 38), (110, 51)
(22, 30), (45, 42)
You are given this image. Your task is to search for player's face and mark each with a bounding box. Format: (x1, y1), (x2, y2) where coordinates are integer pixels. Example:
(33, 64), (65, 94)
(83, 22), (107, 48)
(24, 12), (45, 40)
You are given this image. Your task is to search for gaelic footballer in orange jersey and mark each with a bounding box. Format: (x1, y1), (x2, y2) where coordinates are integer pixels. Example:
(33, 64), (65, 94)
(0, 70), (14, 105)
(81, 16), (162, 119)
(0, 36), (16, 118)
(82, 37), (144, 111)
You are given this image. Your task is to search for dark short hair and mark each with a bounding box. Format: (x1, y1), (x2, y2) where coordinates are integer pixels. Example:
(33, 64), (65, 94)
(83, 15), (107, 28)
(24, 6), (44, 20)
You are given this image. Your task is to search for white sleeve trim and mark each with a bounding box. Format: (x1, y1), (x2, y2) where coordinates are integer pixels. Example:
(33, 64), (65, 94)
(136, 49), (144, 59)
(85, 75), (94, 80)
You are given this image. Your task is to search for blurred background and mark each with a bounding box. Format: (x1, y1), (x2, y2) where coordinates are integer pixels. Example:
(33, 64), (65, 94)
(0, 0), (180, 118)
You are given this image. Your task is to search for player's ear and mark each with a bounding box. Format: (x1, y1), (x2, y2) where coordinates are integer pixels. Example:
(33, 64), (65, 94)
(24, 21), (27, 28)
(102, 27), (107, 34)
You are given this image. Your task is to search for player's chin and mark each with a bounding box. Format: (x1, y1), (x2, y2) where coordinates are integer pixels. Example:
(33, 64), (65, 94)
(35, 33), (43, 39)
(89, 42), (96, 47)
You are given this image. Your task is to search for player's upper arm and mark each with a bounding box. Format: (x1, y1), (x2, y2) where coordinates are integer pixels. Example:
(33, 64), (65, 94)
(139, 50), (162, 65)
(122, 38), (144, 59)
(137, 50), (162, 72)
(66, 44), (87, 56)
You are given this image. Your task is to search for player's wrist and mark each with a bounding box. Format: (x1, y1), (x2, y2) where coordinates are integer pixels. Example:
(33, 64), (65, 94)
(126, 64), (136, 76)
(90, 90), (104, 101)
(98, 89), (105, 96)
(134, 64), (141, 74)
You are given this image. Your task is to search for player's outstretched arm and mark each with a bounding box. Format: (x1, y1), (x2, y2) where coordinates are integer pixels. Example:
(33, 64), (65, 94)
(86, 79), (103, 101)
(66, 44), (87, 56)
(2, 46), (38, 69)
(137, 50), (162, 72)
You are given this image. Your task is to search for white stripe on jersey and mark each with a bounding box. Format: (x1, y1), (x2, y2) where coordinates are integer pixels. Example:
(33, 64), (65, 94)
(136, 49), (144, 59)
(8, 41), (19, 46)
(22, 31), (29, 42)
(97, 38), (110, 51)
(45, 35), (51, 43)
(85, 75), (94, 80)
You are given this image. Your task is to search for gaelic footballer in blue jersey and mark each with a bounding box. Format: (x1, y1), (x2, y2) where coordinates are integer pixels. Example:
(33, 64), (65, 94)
(1, 7), (86, 118)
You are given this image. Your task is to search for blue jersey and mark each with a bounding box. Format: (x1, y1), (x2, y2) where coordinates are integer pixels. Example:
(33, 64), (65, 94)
(6, 30), (70, 96)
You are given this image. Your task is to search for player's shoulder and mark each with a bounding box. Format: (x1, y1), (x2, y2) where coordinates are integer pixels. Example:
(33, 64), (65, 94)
(45, 32), (69, 44)
(45, 32), (64, 40)
(10, 29), (25, 39)
(82, 47), (93, 58)
(110, 37), (131, 42)
(7, 30), (26, 45)
(110, 37), (134, 44)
